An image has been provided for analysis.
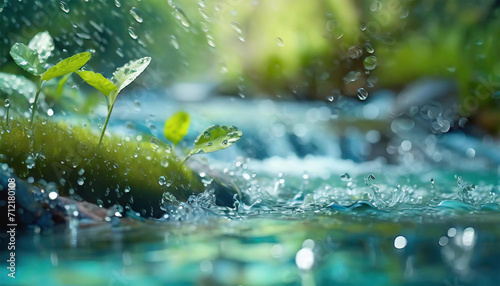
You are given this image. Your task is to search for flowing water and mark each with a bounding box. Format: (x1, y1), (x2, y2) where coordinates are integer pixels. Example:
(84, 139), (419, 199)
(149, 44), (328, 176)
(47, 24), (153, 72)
(1, 1), (500, 285)
(2, 92), (500, 286)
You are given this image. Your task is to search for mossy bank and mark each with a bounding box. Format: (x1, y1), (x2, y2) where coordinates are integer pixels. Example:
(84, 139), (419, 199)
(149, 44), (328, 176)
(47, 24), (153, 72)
(0, 119), (210, 217)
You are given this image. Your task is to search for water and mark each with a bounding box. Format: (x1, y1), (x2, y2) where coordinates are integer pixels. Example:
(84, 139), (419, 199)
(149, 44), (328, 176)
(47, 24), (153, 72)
(2, 94), (500, 285)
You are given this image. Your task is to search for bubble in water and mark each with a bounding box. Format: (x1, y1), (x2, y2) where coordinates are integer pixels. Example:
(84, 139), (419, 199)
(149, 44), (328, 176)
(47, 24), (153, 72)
(159, 176), (167, 186)
(357, 88), (368, 100)
(128, 27), (138, 39)
(130, 7), (143, 23)
(4, 99), (10, 108)
(276, 37), (284, 47)
(60, 1), (70, 13)
(363, 55), (377, 70)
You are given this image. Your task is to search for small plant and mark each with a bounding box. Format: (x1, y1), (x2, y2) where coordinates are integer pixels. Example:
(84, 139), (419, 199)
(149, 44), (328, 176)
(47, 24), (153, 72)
(8, 31), (91, 124)
(181, 125), (243, 166)
(76, 57), (151, 145)
(163, 112), (243, 165)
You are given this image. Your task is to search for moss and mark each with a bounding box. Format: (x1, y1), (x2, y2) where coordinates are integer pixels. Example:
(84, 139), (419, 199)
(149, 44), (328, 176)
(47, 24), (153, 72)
(0, 118), (205, 217)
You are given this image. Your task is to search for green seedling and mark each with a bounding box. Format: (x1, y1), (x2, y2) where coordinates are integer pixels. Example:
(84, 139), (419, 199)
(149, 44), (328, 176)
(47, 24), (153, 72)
(76, 57), (151, 146)
(8, 31), (91, 124)
(164, 111), (190, 150)
(181, 124), (243, 166)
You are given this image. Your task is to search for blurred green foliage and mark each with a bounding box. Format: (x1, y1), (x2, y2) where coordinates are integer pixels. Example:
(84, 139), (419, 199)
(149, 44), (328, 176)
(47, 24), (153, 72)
(1, 0), (500, 117)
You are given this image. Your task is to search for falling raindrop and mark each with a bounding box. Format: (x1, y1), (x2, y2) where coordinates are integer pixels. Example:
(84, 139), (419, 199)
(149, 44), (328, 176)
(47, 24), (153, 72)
(170, 35), (179, 49)
(173, 7), (190, 28)
(60, 1), (70, 13)
(150, 137), (160, 150)
(276, 37), (284, 47)
(357, 88), (368, 101)
(230, 21), (245, 42)
(348, 46), (363, 59)
(364, 56), (377, 70)
(128, 26), (138, 39)
(130, 7), (143, 23)
(206, 34), (216, 48)
(365, 43), (375, 53)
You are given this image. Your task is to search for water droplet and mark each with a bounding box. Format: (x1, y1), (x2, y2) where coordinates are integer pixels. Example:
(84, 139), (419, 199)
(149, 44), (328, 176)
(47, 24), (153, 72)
(230, 21), (245, 42)
(161, 158), (170, 168)
(365, 43), (375, 54)
(357, 88), (368, 100)
(130, 7), (143, 23)
(159, 176), (167, 186)
(128, 26), (138, 39)
(47, 109), (54, 116)
(370, 1), (382, 12)
(170, 35), (179, 49)
(60, 1), (70, 13)
(340, 173), (351, 181)
(114, 0), (121, 7)
(206, 34), (216, 48)
(26, 156), (35, 169)
(77, 178), (84, 185)
(364, 55), (377, 70)
(4, 99), (10, 108)
(173, 7), (190, 27)
(150, 137), (160, 150)
(276, 37), (284, 47)
(49, 191), (59, 200)
(348, 46), (363, 59)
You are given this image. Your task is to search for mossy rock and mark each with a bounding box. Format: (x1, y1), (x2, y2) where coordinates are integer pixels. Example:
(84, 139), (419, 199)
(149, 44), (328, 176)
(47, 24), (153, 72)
(0, 118), (215, 217)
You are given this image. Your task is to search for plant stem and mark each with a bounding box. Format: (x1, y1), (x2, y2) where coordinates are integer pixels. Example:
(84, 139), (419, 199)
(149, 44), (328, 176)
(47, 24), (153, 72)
(30, 78), (42, 125)
(179, 154), (192, 167)
(98, 102), (116, 146)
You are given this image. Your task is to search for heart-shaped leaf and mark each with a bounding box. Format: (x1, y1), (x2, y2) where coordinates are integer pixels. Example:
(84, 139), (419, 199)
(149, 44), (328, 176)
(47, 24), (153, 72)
(9, 43), (47, 76)
(189, 125), (242, 155)
(76, 70), (117, 97)
(164, 111), (190, 146)
(41, 52), (92, 82)
(111, 57), (151, 93)
(28, 31), (54, 63)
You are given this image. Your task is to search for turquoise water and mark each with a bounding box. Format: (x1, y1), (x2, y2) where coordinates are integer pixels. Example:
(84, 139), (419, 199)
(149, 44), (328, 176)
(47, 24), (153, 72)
(2, 167), (500, 286)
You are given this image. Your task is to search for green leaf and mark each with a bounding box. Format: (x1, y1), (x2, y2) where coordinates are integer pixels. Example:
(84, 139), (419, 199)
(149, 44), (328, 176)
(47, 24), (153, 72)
(76, 70), (117, 97)
(189, 125), (242, 155)
(164, 111), (190, 146)
(28, 31), (54, 63)
(9, 43), (47, 76)
(41, 52), (92, 82)
(111, 57), (151, 93)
